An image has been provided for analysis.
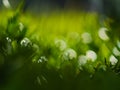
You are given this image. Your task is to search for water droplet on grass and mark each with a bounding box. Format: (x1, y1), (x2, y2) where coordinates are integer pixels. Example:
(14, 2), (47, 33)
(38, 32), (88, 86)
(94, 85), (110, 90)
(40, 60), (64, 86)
(109, 55), (118, 65)
(86, 50), (97, 62)
(6, 37), (11, 43)
(98, 27), (109, 41)
(112, 47), (120, 56)
(117, 40), (120, 49)
(19, 22), (24, 31)
(6, 37), (12, 54)
(55, 39), (67, 51)
(38, 59), (42, 63)
(78, 55), (87, 66)
(38, 56), (47, 63)
(20, 38), (32, 47)
(62, 48), (77, 60)
(2, 0), (11, 8)
(81, 32), (92, 44)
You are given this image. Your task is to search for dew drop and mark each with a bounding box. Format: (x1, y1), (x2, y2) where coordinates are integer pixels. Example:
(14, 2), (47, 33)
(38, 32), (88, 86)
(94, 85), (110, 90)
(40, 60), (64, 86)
(112, 47), (120, 56)
(78, 55), (87, 66)
(117, 40), (120, 49)
(6, 37), (11, 43)
(109, 55), (118, 65)
(98, 27), (109, 41)
(20, 38), (32, 47)
(38, 59), (42, 63)
(81, 32), (92, 44)
(19, 22), (24, 31)
(62, 48), (77, 60)
(6, 37), (12, 54)
(55, 39), (67, 51)
(2, 0), (11, 8)
(86, 50), (97, 62)
(38, 56), (47, 63)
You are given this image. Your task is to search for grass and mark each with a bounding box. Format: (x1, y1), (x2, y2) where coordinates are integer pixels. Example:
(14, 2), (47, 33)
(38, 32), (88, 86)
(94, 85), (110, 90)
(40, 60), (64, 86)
(0, 9), (120, 90)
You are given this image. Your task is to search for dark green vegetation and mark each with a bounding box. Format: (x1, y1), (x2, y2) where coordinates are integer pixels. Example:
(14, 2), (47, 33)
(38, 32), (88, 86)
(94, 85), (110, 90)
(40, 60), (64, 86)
(1, 5), (120, 90)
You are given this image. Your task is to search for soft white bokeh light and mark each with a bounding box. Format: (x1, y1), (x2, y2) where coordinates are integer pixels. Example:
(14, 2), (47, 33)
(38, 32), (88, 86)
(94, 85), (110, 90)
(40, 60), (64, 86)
(55, 39), (67, 51)
(98, 27), (109, 41)
(112, 47), (120, 56)
(109, 55), (118, 65)
(86, 50), (97, 62)
(20, 38), (31, 47)
(117, 40), (120, 49)
(81, 32), (92, 44)
(63, 48), (77, 60)
(78, 55), (87, 66)
(2, 0), (11, 8)
(19, 22), (24, 31)
(6, 37), (11, 43)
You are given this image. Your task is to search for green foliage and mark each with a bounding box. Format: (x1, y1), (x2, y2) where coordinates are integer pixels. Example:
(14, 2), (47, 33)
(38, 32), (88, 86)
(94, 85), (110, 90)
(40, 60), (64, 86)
(0, 7), (120, 90)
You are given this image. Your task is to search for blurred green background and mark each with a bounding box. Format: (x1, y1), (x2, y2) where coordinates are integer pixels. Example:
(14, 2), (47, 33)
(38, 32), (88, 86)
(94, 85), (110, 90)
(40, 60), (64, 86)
(1, 0), (120, 90)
